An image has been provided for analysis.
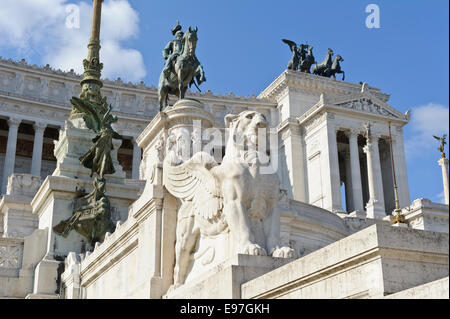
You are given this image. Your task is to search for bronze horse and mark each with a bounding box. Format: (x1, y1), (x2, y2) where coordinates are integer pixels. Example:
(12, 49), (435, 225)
(312, 48), (333, 76)
(158, 27), (206, 111)
(325, 55), (345, 80)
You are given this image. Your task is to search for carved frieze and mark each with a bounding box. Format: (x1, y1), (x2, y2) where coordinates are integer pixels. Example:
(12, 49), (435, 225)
(335, 98), (398, 118)
(6, 174), (42, 198)
(304, 112), (326, 133)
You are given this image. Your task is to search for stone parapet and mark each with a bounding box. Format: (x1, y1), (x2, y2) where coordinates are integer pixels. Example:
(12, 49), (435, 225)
(402, 198), (449, 233)
(384, 277), (449, 299)
(164, 254), (295, 299)
(241, 224), (449, 299)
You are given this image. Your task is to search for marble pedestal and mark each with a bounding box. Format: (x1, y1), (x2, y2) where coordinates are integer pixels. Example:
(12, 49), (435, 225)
(26, 175), (142, 298)
(241, 224), (449, 299)
(53, 121), (126, 184)
(0, 174), (42, 239)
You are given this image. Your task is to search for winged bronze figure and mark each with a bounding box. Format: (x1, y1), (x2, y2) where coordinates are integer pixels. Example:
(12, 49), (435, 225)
(282, 39), (302, 70)
(433, 134), (447, 158)
(71, 97), (123, 178)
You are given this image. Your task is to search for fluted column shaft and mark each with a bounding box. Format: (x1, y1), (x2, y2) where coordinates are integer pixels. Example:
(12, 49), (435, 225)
(438, 158), (449, 205)
(348, 130), (364, 211)
(132, 137), (142, 180)
(31, 122), (47, 177)
(1, 118), (21, 194)
(327, 124), (342, 212)
(344, 152), (354, 212)
(363, 134), (385, 218)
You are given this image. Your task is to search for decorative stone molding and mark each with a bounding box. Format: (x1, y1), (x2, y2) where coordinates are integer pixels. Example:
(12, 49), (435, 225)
(302, 112), (326, 133)
(335, 98), (398, 118)
(33, 121), (48, 132)
(0, 238), (24, 274)
(259, 70), (390, 103)
(6, 174), (42, 198)
(278, 117), (302, 141)
(344, 128), (363, 138)
(403, 198), (449, 233)
(7, 117), (22, 127)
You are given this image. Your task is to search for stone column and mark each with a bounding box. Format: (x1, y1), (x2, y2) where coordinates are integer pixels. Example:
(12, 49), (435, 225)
(326, 123), (342, 212)
(278, 119), (307, 202)
(344, 151), (354, 212)
(347, 129), (364, 212)
(363, 134), (385, 219)
(1, 118), (21, 195)
(391, 130), (410, 208)
(438, 157), (449, 205)
(132, 137), (142, 180)
(31, 122), (47, 177)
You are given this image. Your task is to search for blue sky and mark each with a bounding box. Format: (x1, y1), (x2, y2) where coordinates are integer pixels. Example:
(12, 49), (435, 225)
(0, 0), (448, 204)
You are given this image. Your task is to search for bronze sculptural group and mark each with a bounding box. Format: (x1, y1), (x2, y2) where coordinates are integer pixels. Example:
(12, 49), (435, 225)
(53, 96), (122, 247)
(283, 40), (345, 80)
(53, 178), (115, 246)
(53, 1), (122, 246)
(71, 97), (123, 179)
(282, 39), (316, 73)
(158, 22), (206, 112)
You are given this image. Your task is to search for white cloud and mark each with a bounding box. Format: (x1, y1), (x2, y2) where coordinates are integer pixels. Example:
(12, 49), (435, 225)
(0, 0), (146, 82)
(405, 103), (449, 158)
(436, 191), (445, 204)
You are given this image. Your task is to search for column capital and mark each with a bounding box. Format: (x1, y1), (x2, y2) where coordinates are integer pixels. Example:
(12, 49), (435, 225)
(371, 132), (383, 141)
(327, 122), (338, 133)
(7, 117), (22, 127)
(34, 121), (48, 132)
(345, 128), (362, 139)
(438, 157), (449, 166)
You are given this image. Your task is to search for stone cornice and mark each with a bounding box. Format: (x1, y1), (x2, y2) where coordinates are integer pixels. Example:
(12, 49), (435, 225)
(0, 90), (156, 132)
(258, 70), (391, 103)
(332, 90), (408, 122)
(299, 99), (408, 130)
(277, 117), (302, 139)
(0, 58), (275, 106)
(31, 176), (142, 216)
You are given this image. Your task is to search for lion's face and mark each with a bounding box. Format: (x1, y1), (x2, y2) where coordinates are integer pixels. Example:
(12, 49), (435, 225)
(225, 111), (268, 148)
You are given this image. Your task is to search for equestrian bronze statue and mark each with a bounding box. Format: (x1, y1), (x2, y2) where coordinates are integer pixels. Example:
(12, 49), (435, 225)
(158, 23), (206, 112)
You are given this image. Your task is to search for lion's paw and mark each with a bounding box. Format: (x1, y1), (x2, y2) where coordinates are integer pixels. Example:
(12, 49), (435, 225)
(241, 243), (267, 256)
(166, 283), (182, 295)
(272, 246), (296, 258)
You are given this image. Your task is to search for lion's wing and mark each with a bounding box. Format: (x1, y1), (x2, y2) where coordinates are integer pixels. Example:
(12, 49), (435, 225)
(163, 153), (222, 220)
